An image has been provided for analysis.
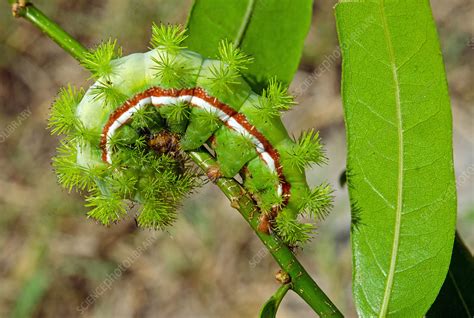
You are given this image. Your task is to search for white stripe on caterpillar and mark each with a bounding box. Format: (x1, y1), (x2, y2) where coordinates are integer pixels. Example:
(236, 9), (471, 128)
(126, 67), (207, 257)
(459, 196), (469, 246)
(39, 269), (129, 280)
(104, 94), (278, 178)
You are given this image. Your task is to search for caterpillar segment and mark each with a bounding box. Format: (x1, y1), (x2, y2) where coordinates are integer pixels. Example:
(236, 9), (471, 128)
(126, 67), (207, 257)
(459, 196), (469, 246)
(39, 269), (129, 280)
(49, 25), (331, 245)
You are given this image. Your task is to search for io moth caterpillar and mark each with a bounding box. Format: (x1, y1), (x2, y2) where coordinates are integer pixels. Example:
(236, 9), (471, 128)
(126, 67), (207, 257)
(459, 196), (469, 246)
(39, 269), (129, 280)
(49, 24), (332, 245)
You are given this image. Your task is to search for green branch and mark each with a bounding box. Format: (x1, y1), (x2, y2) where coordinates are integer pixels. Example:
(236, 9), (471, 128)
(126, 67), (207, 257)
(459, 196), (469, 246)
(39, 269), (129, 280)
(190, 151), (342, 317)
(11, 2), (87, 61)
(7, 2), (343, 316)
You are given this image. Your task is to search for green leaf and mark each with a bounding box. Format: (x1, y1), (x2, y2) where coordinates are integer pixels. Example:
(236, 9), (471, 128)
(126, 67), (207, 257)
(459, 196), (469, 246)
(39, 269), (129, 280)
(335, 1), (457, 317)
(427, 232), (474, 317)
(12, 270), (50, 318)
(260, 299), (278, 318)
(259, 284), (290, 318)
(185, 0), (312, 91)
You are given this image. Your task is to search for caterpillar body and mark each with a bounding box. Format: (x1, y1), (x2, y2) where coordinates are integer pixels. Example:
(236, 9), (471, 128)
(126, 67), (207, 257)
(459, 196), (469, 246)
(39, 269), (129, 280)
(49, 25), (331, 245)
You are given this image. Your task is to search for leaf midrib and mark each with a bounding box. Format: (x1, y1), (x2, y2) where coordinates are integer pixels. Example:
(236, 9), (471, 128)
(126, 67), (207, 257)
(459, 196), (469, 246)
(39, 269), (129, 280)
(378, 1), (404, 316)
(233, 0), (256, 47)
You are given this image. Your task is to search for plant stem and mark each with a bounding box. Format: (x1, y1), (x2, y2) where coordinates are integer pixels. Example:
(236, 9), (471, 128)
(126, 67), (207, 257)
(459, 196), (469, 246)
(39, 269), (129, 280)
(7, 2), (343, 316)
(189, 150), (342, 317)
(11, 2), (88, 62)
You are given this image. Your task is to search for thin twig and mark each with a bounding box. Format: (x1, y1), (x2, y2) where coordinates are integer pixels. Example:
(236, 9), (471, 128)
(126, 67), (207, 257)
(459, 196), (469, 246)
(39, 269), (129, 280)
(11, 2), (87, 61)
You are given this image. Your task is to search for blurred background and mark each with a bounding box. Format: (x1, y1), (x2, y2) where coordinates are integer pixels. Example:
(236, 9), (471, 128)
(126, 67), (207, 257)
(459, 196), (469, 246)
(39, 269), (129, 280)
(0, 0), (472, 317)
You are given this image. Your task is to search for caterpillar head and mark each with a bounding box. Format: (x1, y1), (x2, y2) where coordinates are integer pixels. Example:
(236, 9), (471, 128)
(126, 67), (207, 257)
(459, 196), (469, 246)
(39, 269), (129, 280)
(48, 24), (332, 245)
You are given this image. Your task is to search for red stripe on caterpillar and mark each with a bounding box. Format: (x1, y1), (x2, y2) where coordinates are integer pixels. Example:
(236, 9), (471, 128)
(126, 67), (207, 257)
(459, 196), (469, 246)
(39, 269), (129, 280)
(100, 86), (291, 210)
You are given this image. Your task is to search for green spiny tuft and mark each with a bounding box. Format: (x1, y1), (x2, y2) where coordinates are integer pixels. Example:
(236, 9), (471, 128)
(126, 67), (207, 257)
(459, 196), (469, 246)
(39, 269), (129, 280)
(275, 210), (315, 245)
(151, 51), (196, 87)
(109, 126), (140, 149)
(299, 183), (333, 219)
(86, 189), (127, 226)
(194, 109), (221, 130)
(207, 65), (238, 94)
(286, 129), (326, 172)
(257, 78), (295, 117)
(207, 41), (251, 94)
(107, 170), (138, 198)
(258, 189), (284, 213)
(48, 85), (84, 135)
(150, 23), (187, 53)
(52, 139), (103, 192)
(81, 39), (122, 79)
(217, 40), (252, 72)
(90, 80), (128, 110)
(89, 132), (198, 229)
(233, 133), (256, 151)
(137, 198), (177, 229)
(129, 105), (163, 132)
(160, 101), (190, 122)
(71, 123), (102, 146)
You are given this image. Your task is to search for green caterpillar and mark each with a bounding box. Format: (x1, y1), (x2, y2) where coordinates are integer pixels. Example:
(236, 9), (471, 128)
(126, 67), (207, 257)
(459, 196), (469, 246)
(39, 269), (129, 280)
(49, 24), (331, 245)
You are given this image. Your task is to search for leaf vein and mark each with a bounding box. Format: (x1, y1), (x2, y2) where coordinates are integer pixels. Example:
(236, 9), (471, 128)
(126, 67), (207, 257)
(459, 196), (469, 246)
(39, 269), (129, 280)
(378, 1), (404, 316)
(357, 98), (396, 127)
